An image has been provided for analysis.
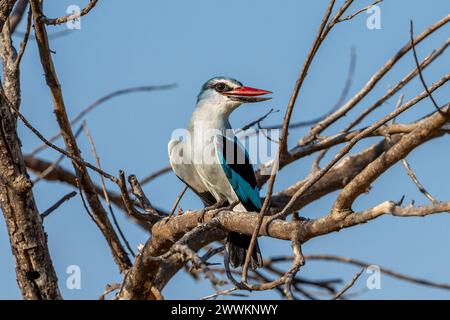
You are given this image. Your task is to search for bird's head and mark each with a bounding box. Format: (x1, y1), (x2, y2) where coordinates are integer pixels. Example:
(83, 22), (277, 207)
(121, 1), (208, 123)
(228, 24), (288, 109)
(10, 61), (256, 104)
(196, 77), (272, 116)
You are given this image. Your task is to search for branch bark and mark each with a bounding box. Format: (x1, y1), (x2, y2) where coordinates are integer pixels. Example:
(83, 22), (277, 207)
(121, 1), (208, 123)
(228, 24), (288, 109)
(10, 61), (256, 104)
(9, 0), (27, 33)
(0, 0), (16, 32)
(333, 105), (450, 211)
(30, 0), (131, 272)
(0, 5), (61, 298)
(0, 99), (62, 299)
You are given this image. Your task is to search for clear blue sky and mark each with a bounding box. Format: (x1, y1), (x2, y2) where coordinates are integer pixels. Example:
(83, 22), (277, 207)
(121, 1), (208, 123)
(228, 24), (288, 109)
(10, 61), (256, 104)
(1, 0), (449, 299)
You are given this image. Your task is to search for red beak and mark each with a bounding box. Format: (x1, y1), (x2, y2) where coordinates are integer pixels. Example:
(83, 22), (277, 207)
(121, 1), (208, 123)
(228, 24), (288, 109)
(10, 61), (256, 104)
(223, 86), (272, 97)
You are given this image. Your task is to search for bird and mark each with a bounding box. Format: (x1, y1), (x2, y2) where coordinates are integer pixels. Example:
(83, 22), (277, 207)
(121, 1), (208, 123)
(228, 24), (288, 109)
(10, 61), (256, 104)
(168, 76), (272, 269)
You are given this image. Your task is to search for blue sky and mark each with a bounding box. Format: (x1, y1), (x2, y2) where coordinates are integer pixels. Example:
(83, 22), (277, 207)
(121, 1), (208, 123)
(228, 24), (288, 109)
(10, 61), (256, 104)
(1, 0), (449, 299)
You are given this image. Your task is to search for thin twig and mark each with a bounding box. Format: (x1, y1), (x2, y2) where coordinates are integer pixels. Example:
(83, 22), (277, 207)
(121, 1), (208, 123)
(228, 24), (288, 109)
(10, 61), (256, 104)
(8, 99), (118, 183)
(168, 185), (188, 218)
(241, 1), (342, 282)
(242, 237), (304, 292)
(40, 191), (77, 219)
(284, 238), (305, 300)
(83, 122), (135, 258)
(271, 73), (450, 222)
(402, 159), (437, 203)
(201, 287), (239, 300)
(33, 124), (84, 184)
(336, 0), (382, 23)
(171, 244), (226, 289)
(138, 166), (172, 186)
(99, 283), (121, 300)
(44, 0), (99, 26)
(264, 46), (357, 130)
(332, 268), (364, 300)
(262, 264), (340, 296)
(241, 154), (279, 283)
(30, 85), (176, 155)
(389, 96), (438, 204)
(278, 0), (337, 157)
(15, 5), (31, 66)
(345, 38), (450, 131)
(310, 149), (327, 174)
(236, 108), (278, 134)
(299, 14), (450, 146)
(128, 175), (158, 214)
(117, 170), (160, 225)
(200, 246), (225, 264)
(76, 179), (96, 222)
(410, 20), (442, 113)
(305, 254), (450, 291)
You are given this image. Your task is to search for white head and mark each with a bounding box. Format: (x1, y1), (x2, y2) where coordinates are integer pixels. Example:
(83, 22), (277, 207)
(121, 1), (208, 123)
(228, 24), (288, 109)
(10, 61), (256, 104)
(195, 76), (272, 117)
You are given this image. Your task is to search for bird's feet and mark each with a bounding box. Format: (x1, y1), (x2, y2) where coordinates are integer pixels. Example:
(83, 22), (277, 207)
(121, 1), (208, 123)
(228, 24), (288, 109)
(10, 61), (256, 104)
(198, 201), (227, 224)
(205, 201), (239, 222)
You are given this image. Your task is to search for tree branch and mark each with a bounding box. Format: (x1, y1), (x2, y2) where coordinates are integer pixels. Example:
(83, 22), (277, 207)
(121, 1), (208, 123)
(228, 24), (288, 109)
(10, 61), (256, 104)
(30, 0), (131, 272)
(44, 0), (98, 26)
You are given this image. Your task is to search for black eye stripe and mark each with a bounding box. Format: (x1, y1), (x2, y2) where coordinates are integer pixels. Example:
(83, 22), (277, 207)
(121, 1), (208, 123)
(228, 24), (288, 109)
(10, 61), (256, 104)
(213, 82), (230, 93)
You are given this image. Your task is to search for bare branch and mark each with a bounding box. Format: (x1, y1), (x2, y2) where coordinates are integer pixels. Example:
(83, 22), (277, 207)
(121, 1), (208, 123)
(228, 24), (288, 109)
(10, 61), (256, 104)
(345, 37), (450, 131)
(410, 20), (443, 113)
(305, 254), (450, 291)
(128, 174), (158, 214)
(118, 170), (160, 226)
(264, 46), (356, 130)
(31, 0), (131, 272)
(44, 0), (99, 26)
(278, 0), (337, 158)
(402, 158), (438, 203)
(332, 268), (364, 300)
(168, 185), (188, 217)
(236, 2), (360, 278)
(241, 153), (279, 283)
(9, 0), (27, 33)
(83, 121), (135, 258)
(237, 108), (279, 133)
(336, 0), (382, 23)
(299, 14), (450, 145)
(201, 287), (240, 300)
(0, 0), (16, 32)
(0, 7), (61, 298)
(33, 124), (84, 184)
(138, 166), (172, 186)
(40, 191), (77, 219)
(145, 198), (450, 248)
(275, 76), (450, 220)
(14, 3), (30, 66)
(99, 283), (120, 300)
(117, 218), (222, 299)
(30, 84), (176, 156)
(333, 103), (449, 211)
(170, 243), (226, 289)
(9, 101), (118, 183)
(284, 239), (305, 300)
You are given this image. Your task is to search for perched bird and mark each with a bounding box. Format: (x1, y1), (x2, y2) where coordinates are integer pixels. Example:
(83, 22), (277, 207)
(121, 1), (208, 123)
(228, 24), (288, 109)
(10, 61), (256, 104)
(168, 77), (272, 269)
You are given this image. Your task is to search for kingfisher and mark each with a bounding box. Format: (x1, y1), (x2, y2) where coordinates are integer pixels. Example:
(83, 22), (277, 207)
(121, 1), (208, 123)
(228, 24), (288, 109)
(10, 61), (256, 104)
(168, 77), (272, 269)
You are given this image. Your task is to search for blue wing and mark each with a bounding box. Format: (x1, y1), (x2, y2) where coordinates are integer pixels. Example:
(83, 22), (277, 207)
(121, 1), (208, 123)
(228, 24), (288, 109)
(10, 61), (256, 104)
(214, 135), (261, 211)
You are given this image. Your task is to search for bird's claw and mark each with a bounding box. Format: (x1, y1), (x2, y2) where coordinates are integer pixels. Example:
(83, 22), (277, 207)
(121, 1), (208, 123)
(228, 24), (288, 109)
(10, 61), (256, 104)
(197, 201), (227, 224)
(209, 201), (239, 219)
(198, 209), (207, 224)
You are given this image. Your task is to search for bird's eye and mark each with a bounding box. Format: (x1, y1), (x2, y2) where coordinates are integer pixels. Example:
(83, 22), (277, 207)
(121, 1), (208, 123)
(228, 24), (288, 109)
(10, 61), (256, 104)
(214, 83), (227, 93)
